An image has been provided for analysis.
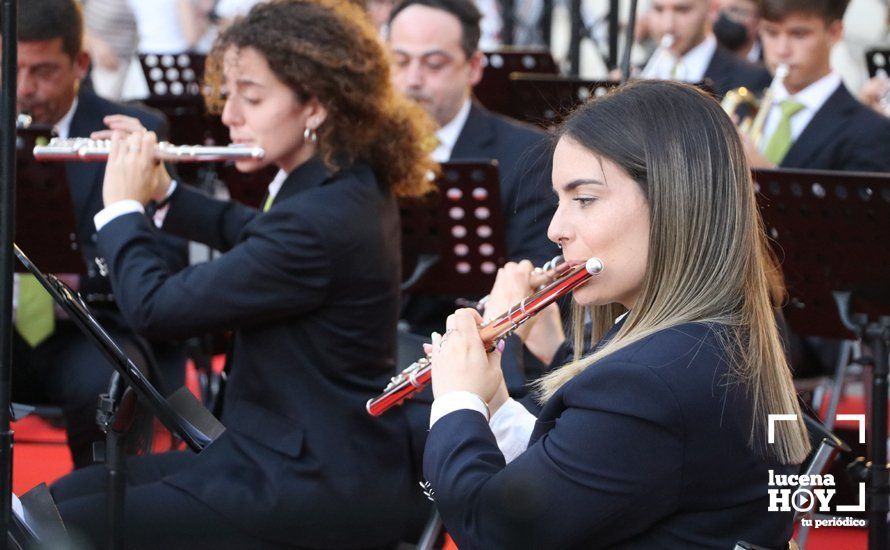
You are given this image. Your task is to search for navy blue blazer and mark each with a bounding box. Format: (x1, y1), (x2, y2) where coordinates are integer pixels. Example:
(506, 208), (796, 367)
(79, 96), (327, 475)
(96, 159), (416, 546)
(424, 322), (798, 549)
(704, 45), (772, 98)
(780, 83), (890, 172)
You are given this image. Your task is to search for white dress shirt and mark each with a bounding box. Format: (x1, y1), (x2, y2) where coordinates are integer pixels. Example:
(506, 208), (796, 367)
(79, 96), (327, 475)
(746, 41), (762, 64)
(645, 33), (717, 83)
(431, 99), (472, 163)
(54, 98), (78, 140)
(759, 71), (842, 153)
(430, 391), (536, 464)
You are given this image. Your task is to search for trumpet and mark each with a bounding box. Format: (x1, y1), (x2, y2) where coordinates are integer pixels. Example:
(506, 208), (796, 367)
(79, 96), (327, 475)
(721, 63), (789, 148)
(366, 257), (605, 416)
(33, 137), (266, 163)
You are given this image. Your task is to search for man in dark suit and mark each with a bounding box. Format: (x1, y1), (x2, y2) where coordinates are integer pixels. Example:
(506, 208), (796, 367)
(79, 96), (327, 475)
(386, 0), (559, 505)
(744, 0), (890, 172)
(388, 0), (558, 338)
(643, 0), (771, 97)
(13, 0), (187, 468)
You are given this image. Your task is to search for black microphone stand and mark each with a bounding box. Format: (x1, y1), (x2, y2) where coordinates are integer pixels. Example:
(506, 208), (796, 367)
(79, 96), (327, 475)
(96, 373), (138, 550)
(620, 0), (640, 84)
(833, 292), (889, 550)
(1, 2), (19, 548)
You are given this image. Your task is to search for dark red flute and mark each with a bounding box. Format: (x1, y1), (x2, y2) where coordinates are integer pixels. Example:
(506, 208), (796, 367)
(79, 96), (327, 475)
(366, 257), (605, 416)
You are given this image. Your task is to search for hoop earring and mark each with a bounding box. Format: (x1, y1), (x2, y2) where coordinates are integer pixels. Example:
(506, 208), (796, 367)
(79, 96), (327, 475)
(303, 127), (317, 145)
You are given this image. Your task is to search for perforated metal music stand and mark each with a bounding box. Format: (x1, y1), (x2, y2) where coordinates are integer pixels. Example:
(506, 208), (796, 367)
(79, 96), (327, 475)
(136, 53), (226, 150)
(15, 126), (83, 274)
(475, 49), (560, 119)
(401, 160), (508, 297)
(754, 168), (890, 550)
(508, 74), (620, 127)
(865, 48), (890, 79)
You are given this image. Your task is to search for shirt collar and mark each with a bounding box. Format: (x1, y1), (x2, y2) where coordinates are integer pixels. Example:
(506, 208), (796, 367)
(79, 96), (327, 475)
(773, 71), (841, 113)
(54, 98), (78, 140)
(677, 33), (717, 82)
(272, 155), (338, 206)
(433, 98), (472, 162)
(267, 168), (289, 200)
(746, 41), (762, 63)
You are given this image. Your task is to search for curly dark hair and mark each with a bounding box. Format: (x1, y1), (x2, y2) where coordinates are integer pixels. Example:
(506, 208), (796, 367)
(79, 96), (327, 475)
(204, 0), (437, 197)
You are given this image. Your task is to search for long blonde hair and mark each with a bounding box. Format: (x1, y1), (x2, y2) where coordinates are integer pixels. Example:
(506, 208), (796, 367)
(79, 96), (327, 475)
(536, 81), (810, 464)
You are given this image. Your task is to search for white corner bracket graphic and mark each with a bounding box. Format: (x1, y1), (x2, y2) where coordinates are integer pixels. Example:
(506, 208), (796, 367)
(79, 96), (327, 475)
(836, 480), (866, 512)
(768, 414), (799, 444)
(835, 414), (866, 444)
(834, 414), (867, 512)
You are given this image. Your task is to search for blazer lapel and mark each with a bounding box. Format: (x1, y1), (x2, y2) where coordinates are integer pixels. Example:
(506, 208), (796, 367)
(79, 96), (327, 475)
(781, 83), (854, 168)
(66, 94), (105, 229)
(449, 102), (496, 160)
(526, 316), (628, 445)
(271, 157), (334, 205)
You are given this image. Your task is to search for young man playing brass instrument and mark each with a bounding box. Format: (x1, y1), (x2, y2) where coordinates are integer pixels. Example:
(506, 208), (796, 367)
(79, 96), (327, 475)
(642, 0), (771, 97)
(743, 0), (890, 171)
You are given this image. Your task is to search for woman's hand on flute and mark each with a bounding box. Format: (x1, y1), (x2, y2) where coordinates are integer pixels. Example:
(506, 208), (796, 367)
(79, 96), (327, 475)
(102, 130), (172, 206)
(483, 261), (537, 339)
(484, 261), (565, 365)
(430, 309), (505, 408)
(90, 114), (148, 141)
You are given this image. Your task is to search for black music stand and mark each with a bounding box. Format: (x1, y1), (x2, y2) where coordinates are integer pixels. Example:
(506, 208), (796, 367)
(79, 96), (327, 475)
(508, 74), (620, 127)
(14, 244), (225, 549)
(754, 168), (890, 550)
(474, 49), (560, 119)
(400, 160), (508, 297)
(136, 53), (225, 145)
(136, 53), (225, 186)
(14, 126), (82, 274)
(865, 48), (890, 79)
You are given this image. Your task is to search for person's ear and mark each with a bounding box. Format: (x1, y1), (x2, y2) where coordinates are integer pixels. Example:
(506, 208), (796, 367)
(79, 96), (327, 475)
(708, 0), (720, 21)
(467, 50), (484, 87)
(826, 19), (843, 46)
(74, 50), (91, 80)
(305, 97), (328, 130)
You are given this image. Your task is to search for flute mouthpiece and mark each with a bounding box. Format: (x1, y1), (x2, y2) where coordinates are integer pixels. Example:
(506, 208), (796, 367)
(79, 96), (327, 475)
(586, 257), (605, 274)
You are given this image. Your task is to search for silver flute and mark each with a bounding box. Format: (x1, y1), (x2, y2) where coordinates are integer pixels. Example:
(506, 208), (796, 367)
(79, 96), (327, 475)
(33, 137), (265, 163)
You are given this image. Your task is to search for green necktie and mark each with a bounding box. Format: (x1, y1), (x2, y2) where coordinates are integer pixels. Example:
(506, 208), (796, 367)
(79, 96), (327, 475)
(763, 99), (805, 165)
(16, 275), (54, 347)
(671, 60), (685, 80)
(262, 193), (274, 212)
